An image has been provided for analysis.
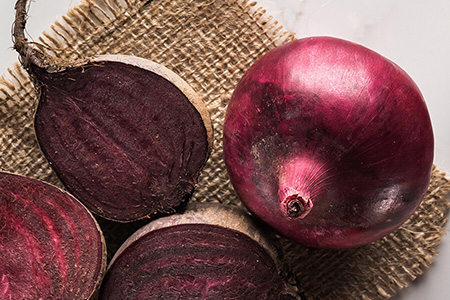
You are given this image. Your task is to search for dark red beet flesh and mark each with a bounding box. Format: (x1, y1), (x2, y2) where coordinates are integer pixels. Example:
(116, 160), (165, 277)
(99, 223), (295, 300)
(98, 203), (297, 299)
(0, 172), (106, 299)
(31, 60), (210, 221)
(223, 37), (434, 249)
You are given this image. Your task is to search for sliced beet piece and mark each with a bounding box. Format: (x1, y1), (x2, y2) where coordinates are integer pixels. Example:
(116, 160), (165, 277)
(31, 56), (212, 222)
(13, 0), (212, 222)
(0, 172), (106, 300)
(98, 203), (299, 300)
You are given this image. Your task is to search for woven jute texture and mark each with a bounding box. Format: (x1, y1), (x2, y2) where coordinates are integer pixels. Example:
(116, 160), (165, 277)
(1, 0), (449, 299)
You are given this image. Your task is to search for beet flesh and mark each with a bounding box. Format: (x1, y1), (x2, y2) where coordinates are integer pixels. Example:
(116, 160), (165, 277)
(31, 57), (211, 222)
(13, 0), (211, 222)
(0, 172), (106, 299)
(98, 203), (298, 299)
(223, 37), (434, 249)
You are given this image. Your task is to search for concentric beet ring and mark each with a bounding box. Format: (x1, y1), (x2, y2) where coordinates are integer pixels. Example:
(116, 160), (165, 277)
(0, 172), (106, 300)
(98, 203), (299, 299)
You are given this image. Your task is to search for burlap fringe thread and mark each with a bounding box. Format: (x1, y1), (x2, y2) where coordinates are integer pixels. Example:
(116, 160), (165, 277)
(0, 0), (448, 299)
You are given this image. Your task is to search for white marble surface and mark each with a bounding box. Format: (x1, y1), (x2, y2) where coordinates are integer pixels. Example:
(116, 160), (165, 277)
(0, 1), (449, 299)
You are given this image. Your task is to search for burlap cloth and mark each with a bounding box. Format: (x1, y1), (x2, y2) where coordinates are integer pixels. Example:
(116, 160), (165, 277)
(1, 0), (449, 299)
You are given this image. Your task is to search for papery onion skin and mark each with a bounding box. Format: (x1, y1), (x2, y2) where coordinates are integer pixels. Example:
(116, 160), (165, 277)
(223, 36), (434, 249)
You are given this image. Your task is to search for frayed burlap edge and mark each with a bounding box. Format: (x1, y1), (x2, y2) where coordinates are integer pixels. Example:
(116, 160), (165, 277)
(0, 0), (448, 299)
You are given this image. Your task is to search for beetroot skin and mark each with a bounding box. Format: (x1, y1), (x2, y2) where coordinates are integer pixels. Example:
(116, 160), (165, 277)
(223, 37), (434, 249)
(98, 203), (298, 299)
(0, 172), (106, 299)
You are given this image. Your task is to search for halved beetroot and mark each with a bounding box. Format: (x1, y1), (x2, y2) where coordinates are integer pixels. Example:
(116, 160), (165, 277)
(98, 203), (299, 299)
(0, 172), (106, 300)
(31, 56), (212, 222)
(13, 0), (212, 222)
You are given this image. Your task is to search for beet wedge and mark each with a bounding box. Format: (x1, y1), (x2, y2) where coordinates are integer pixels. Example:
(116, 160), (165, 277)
(13, 0), (212, 222)
(0, 172), (106, 300)
(98, 203), (299, 299)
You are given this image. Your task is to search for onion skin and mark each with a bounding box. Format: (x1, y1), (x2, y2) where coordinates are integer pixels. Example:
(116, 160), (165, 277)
(223, 37), (434, 249)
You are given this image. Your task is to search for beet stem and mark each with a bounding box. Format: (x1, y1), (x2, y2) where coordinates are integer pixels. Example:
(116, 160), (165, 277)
(13, 0), (46, 69)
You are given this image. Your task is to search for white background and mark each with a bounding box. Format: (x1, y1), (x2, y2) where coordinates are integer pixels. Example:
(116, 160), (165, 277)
(0, 1), (448, 299)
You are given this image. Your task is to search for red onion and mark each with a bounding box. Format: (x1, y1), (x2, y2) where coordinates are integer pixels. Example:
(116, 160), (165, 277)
(223, 37), (434, 249)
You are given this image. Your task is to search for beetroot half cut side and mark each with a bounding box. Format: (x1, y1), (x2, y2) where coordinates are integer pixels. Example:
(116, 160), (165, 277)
(13, 0), (212, 222)
(0, 172), (106, 300)
(98, 203), (299, 300)
(31, 56), (212, 222)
